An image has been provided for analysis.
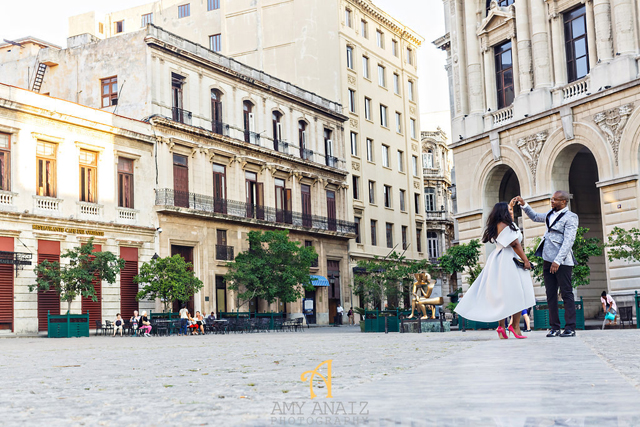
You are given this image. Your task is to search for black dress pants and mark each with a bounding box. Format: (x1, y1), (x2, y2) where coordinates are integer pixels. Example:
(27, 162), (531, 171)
(543, 261), (576, 331)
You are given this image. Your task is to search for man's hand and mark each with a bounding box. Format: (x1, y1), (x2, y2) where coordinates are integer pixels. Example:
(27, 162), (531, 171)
(514, 196), (525, 206)
(550, 262), (560, 274)
(524, 260), (532, 270)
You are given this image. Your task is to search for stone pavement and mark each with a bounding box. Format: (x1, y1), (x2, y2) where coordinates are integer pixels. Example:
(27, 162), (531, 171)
(0, 327), (639, 426)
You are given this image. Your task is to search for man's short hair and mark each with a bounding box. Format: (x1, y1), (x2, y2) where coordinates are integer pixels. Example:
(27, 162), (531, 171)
(554, 190), (570, 201)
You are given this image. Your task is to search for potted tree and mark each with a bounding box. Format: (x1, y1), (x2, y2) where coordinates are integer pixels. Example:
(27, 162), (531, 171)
(29, 238), (125, 338)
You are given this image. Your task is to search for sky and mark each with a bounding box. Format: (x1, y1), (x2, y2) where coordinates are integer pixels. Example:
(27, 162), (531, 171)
(0, 0), (451, 137)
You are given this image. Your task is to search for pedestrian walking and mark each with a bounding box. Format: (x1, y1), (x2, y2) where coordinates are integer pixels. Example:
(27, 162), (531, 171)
(347, 308), (354, 325)
(179, 305), (189, 336)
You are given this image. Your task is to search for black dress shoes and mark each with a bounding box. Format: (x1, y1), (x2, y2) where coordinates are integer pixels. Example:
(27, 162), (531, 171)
(546, 329), (560, 337)
(560, 329), (576, 337)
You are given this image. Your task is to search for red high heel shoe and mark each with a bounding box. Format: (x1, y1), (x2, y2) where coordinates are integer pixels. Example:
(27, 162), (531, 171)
(508, 325), (527, 339)
(496, 326), (508, 339)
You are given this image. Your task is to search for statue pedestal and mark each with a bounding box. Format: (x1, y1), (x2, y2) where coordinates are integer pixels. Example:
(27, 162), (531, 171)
(400, 318), (451, 333)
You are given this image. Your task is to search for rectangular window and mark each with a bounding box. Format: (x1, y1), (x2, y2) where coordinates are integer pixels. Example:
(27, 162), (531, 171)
(352, 176), (360, 200)
(383, 185), (391, 208)
(392, 39), (398, 56)
(346, 46), (354, 69)
(350, 132), (358, 156)
(364, 97), (372, 120)
(495, 40), (514, 110)
(141, 13), (153, 26)
(178, 4), (191, 18)
(393, 73), (400, 94)
(427, 231), (439, 259)
(370, 220), (377, 246)
(399, 190), (406, 211)
(115, 20), (124, 33)
(209, 34), (221, 52)
(410, 118), (417, 139)
(118, 157), (134, 208)
(36, 141), (56, 197)
(376, 30), (384, 48)
(406, 47), (413, 65)
(425, 187), (436, 211)
(412, 155), (418, 176)
(355, 217), (362, 243)
(208, 0), (220, 10)
(366, 138), (373, 162)
(416, 228), (422, 252)
(408, 80), (415, 101)
(361, 20), (368, 38)
(99, 23), (104, 34)
(345, 8), (352, 27)
(0, 133), (10, 191)
(414, 193), (420, 214)
(348, 89), (356, 113)
(395, 112), (402, 133)
(362, 56), (370, 79)
(378, 65), (386, 87)
(368, 180), (375, 204)
(79, 149), (98, 203)
(564, 5), (589, 83)
(380, 105), (388, 127)
(382, 144), (389, 167)
(101, 76), (118, 108)
(386, 223), (393, 248)
(397, 150), (404, 172)
(401, 226), (408, 250)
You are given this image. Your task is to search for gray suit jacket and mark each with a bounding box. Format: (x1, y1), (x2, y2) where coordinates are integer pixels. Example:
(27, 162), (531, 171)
(522, 204), (579, 266)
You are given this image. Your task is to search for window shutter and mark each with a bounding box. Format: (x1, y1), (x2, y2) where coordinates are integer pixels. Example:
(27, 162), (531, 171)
(326, 140), (333, 156)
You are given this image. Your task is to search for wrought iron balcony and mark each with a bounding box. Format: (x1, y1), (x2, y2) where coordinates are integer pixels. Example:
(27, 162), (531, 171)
(172, 107), (192, 125)
(215, 245), (235, 261)
(273, 139), (289, 153)
(325, 155), (338, 168)
(244, 130), (261, 145)
(300, 148), (314, 161)
(212, 120), (230, 136)
(156, 189), (357, 235)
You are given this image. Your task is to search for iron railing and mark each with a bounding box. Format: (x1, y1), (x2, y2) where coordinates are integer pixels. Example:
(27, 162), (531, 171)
(273, 139), (289, 153)
(244, 130), (261, 145)
(215, 245), (235, 261)
(172, 107), (192, 125)
(325, 155), (338, 168)
(156, 189), (356, 234)
(212, 120), (230, 136)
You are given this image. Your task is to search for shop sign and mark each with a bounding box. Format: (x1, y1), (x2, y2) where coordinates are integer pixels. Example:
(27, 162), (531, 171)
(32, 224), (105, 236)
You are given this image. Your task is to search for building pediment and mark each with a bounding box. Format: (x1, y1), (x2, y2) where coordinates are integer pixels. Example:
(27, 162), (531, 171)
(478, 3), (516, 49)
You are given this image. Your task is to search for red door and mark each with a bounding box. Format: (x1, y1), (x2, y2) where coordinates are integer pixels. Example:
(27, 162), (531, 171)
(173, 154), (189, 208)
(120, 247), (139, 319)
(81, 244), (102, 327)
(37, 240), (60, 331)
(327, 190), (337, 231)
(301, 184), (312, 227)
(0, 237), (14, 331)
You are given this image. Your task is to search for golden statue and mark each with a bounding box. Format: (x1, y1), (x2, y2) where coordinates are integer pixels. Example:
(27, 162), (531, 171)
(408, 273), (443, 319)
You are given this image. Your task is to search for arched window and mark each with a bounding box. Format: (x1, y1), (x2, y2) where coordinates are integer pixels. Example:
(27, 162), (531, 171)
(298, 121), (309, 160)
(243, 101), (255, 144)
(423, 149), (434, 168)
(211, 90), (223, 134)
(272, 111), (283, 151)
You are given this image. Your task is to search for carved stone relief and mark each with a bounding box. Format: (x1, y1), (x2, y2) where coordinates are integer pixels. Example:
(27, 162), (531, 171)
(350, 118), (358, 128)
(352, 162), (360, 171)
(593, 103), (634, 165)
(411, 144), (418, 152)
(413, 181), (420, 189)
(347, 75), (357, 85)
(516, 130), (548, 185)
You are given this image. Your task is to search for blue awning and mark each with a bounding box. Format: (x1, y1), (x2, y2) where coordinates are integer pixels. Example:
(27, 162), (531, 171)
(310, 275), (330, 287)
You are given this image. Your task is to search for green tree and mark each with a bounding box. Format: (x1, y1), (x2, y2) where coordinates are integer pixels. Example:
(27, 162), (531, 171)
(438, 239), (482, 286)
(353, 251), (430, 310)
(135, 254), (204, 311)
(525, 227), (602, 288)
(225, 230), (317, 312)
(607, 226), (640, 262)
(29, 238), (125, 313)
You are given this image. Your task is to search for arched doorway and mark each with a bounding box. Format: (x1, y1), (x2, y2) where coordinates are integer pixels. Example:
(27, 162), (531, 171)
(552, 145), (605, 317)
(484, 165), (522, 225)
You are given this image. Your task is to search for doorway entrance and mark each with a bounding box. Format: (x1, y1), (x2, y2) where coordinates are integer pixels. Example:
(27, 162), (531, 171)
(171, 245), (195, 314)
(328, 260), (341, 324)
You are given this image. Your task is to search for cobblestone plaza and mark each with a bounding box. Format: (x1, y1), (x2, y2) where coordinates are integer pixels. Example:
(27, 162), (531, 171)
(1, 328), (639, 426)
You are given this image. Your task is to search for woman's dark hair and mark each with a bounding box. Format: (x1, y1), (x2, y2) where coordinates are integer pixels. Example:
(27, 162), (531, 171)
(482, 202), (517, 243)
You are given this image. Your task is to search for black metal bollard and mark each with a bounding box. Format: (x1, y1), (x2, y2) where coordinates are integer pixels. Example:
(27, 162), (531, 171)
(385, 316), (388, 334)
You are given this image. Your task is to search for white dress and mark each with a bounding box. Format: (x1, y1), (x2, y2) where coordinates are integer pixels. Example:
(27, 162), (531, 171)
(454, 224), (536, 322)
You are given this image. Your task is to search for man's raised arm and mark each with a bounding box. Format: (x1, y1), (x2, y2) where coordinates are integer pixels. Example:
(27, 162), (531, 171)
(514, 196), (546, 223)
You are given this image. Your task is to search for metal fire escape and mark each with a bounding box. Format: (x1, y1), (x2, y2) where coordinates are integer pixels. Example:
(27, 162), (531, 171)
(31, 62), (47, 93)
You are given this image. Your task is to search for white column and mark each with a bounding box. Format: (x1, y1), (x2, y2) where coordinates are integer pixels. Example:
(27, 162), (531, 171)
(593, 0), (614, 61)
(586, 2), (598, 68)
(611, 0), (638, 54)
(511, 35), (521, 96)
(482, 40), (497, 112)
(454, 0), (469, 115)
(530, 0), (552, 87)
(515, 0), (533, 93)
(551, 14), (567, 86)
(464, 1), (484, 112)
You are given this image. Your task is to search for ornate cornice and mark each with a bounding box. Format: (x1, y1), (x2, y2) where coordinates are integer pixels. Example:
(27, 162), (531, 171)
(346, 0), (424, 46)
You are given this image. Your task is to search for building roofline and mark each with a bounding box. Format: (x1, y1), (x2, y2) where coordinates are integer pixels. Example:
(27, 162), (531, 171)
(350, 0), (425, 46)
(0, 37), (62, 50)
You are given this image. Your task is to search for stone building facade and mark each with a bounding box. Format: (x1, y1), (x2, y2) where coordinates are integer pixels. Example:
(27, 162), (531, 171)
(0, 83), (157, 335)
(66, 0), (426, 313)
(437, 0), (640, 316)
(0, 25), (355, 327)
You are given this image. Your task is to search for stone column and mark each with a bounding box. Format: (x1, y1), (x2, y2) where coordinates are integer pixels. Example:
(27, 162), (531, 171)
(454, 0), (469, 115)
(585, 2), (598, 68)
(530, 0), (552, 87)
(515, 0), (533, 93)
(464, 2), (484, 112)
(611, 0), (637, 54)
(551, 14), (567, 86)
(482, 38), (497, 112)
(511, 34), (521, 96)
(593, 0), (614, 61)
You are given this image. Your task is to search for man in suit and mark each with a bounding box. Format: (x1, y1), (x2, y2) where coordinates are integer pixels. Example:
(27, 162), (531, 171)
(514, 191), (579, 337)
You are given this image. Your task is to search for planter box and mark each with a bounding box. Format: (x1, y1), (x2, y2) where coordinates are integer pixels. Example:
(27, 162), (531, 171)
(458, 317), (499, 330)
(533, 297), (585, 330)
(359, 320), (365, 332)
(363, 311), (400, 332)
(47, 311), (90, 338)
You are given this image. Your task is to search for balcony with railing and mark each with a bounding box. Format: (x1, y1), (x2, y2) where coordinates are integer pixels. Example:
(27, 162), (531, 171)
(212, 120), (230, 136)
(215, 245), (235, 261)
(273, 139), (289, 154)
(325, 155), (338, 168)
(172, 107), (192, 125)
(244, 130), (261, 146)
(33, 195), (62, 214)
(300, 148), (314, 161)
(425, 210), (452, 222)
(156, 188), (356, 236)
(0, 190), (16, 209)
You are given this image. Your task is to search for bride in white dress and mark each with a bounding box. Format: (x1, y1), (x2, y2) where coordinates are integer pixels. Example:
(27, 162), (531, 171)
(455, 201), (536, 339)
